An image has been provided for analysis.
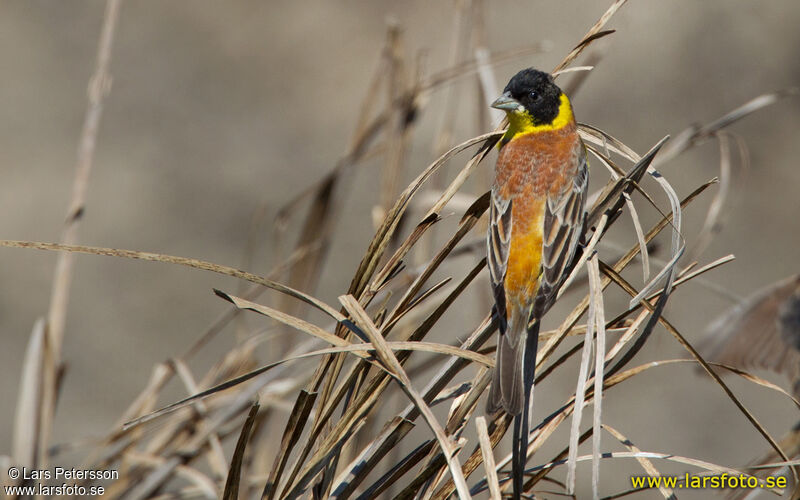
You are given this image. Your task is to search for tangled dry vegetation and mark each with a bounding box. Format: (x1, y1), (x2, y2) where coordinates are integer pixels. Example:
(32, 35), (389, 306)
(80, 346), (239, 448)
(4, 0), (798, 499)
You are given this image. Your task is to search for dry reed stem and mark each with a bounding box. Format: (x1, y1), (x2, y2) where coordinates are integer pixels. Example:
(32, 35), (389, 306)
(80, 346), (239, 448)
(26, 0), (124, 479)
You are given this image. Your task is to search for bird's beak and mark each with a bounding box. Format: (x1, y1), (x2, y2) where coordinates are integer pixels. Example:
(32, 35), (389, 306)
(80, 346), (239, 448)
(491, 92), (521, 111)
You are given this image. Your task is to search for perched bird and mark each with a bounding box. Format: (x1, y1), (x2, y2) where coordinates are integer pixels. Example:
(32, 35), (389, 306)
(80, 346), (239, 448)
(487, 68), (588, 414)
(486, 68), (588, 496)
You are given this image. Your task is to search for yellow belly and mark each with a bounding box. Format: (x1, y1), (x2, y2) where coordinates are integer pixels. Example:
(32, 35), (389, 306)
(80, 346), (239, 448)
(504, 203), (544, 303)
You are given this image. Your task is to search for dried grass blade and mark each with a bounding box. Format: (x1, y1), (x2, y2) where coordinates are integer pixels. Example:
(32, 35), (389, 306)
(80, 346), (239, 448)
(611, 358), (800, 412)
(623, 192), (649, 281)
(443, 369), (491, 436)
(552, 0), (628, 74)
(367, 214), (441, 297)
(685, 132), (733, 262)
(747, 460), (800, 470)
(476, 417), (502, 500)
(585, 136), (668, 229)
(424, 42), (552, 93)
(554, 30), (616, 77)
(396, 449), (450, 500)
(357, 441), (436, 500)
(378, 24), (411, 220)
(115, 362), (173, 427)
(584, 144), (663, 217)
(604, 310), (649, 363)
(12, 318), (46, 469)
(557, 214), (608, 300)
(128, 375), (292, 499)
(423, 141), (495, 220)
(627, 167), (683, 307)
(215, 341), (494, 370)
(566, 253), (597, 494)
(263, 391), (317, 499)
(399, 259), (487, 348)
(275, 27), (419, 309)
(215, 290), (349, 348)
(432, 383), (472, 407)
(603, 425), (674, 500)
(553, 65), (595, 77)
(431, 0), (474, 159)
(583, 127), (681, 304)
(536, 321), (635, 388)
(282, 419), (368, 500)
(124, 287), (419, 429)
(589, 256), (606, 500)
(699, 89), (798, 135)
(122, 366), (269, 430)
(645, 254), (735, 302)
(586, 143), (624, 179)
(122, 453), (218, 500)
(281, 373), (386, 499)
(579, 124), (641, 163)
(562, 53), (603, 97)
(602, 251), (681, 382)
(123, 341), (313, 429)
(222, 402), (260, 500)
(430, 415), (514, 500)
(601, 253), (734, 336)
(657, 89), (797, 163)
(338, 295), (472, 499)
(171, 359), (228, 478)
(709, 363), (800, 410)
(47, 0), (122, 361)
(278, 174), (338, 321)
(523, 183), (717, 481)
(0, 240), (345, 321)
(382, 277), (454, 331)
(329, 417), (416, 499)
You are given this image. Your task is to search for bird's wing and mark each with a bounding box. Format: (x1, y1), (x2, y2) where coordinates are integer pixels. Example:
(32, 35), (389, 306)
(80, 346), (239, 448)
(534, 147), (589, 318)
(487, 191), (512, 333)
(698, 274), (800, 395)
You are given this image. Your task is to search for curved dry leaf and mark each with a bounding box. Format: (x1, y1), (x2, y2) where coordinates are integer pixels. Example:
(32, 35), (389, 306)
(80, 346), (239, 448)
(552, 0), (627, 75)
(0, 240), (346, 321)
(604, 359), (800, 410)
(476, 416), (502, 500)
(222, 402), (260, 500)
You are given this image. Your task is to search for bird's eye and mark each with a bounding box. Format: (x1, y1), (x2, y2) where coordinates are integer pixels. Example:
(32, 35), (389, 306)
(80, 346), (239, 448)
(529, 90), (539, 100)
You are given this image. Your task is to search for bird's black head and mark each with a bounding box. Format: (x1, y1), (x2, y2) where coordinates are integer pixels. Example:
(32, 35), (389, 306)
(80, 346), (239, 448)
(492, 68), (563, 126)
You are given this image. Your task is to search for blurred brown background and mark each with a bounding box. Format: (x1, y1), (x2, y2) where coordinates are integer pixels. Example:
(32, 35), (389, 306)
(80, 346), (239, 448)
(1, 1), (799, 498)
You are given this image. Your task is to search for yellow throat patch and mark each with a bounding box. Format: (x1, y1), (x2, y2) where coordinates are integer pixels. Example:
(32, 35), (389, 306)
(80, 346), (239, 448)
(501, 93), (573, 145)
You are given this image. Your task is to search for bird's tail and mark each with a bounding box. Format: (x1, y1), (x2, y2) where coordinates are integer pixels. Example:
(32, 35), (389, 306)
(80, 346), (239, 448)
(487, 314), (539, 416)
(488, 316), (540, 500)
